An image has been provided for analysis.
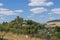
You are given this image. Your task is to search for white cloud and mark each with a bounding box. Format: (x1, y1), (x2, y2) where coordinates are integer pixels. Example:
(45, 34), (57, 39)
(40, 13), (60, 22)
(0, 17), (5, 23)
(49, 8), (60, 14)
(30, 7), (47, 13)
(0, 3), (4, 6)
(14, 10), (24, 13)
(49, 17), (55, 20)
(0, 8), (24, 15)
(46, 2), (53, 6)
(39, 15), (44, 18)
(0, 8), (9, 11)
(27, 14), (36, 19)
(28, 0), (54, 6)
(31, 14), (35, 16)
(28, 16), (32, 18)
(0, 10), (14, 15)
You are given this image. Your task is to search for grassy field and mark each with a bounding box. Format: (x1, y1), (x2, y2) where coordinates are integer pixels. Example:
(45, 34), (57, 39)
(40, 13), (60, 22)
(0, 32), (46, 40)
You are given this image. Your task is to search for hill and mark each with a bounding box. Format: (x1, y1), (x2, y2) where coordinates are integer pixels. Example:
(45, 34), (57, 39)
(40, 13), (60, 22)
(47, 20), (60, 23)
(0, 16), (44, 35)
(0, 16), (45, 40)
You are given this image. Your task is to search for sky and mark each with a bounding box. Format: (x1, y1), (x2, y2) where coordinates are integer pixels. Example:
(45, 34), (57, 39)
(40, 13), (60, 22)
(0, 0), (60, 23)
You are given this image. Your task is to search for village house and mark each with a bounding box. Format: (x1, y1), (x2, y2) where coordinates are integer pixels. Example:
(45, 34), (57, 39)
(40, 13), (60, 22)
(22, 20), (34, 27)
(22, 20), (27, 27)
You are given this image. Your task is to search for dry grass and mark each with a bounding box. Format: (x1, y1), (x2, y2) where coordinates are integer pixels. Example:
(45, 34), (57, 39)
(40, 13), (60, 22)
(0, 32), (46, 40)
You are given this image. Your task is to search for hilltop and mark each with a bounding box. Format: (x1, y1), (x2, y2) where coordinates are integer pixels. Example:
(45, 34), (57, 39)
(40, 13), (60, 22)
(0, 16), (45, 40)
(47, 20), (60, 23)
(0, 16), (44, 35)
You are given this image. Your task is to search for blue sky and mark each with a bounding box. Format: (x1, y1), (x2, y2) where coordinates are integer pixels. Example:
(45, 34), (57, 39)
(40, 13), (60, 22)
(0, 0), (60, 23)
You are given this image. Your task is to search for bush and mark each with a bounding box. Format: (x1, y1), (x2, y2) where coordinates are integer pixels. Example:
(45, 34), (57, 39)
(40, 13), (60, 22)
(55, 32), (60, 38)
(50, 36), (58, 40)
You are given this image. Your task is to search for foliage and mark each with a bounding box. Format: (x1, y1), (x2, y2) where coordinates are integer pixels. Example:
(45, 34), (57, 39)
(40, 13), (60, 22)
(50, 36), (58, 40)
(55, 26), (60, 32)
(0, 16), (45, 35)
(55, 32), (60, 38)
